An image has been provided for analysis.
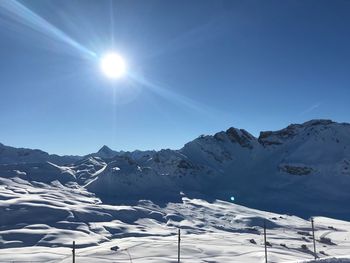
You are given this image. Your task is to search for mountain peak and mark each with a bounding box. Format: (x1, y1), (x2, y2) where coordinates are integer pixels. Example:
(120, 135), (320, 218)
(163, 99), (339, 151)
(98, 145), (114, 154)
(224, 128), (256, 149)
(95, 145), (118, 159)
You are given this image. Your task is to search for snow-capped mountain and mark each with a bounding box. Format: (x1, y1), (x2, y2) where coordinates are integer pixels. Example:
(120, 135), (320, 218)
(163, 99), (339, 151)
(88, 145), (119, 159)
(0, 143), (80, 165)
(85, 119), (350, 219)
(1, 119), (350, 262)
(1, 119), (350, 219)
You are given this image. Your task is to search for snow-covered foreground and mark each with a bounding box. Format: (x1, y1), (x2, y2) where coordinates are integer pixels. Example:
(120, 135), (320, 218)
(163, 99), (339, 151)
(1, 217), (350, 263)
(2, 233), (349, 263)
(1, 177), (350, 263)
(303, 259), (350, 263)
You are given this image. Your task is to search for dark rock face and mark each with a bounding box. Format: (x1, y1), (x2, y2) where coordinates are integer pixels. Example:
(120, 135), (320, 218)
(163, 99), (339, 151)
(258, 125), (300, 146)
(258, 131), (283, 146)
(226, 128), (254, 149)
(305, 119), (334, 126)
(280, 164), (313, 176)
(177, 160), (194, 169)
(258, 119), (335, 147)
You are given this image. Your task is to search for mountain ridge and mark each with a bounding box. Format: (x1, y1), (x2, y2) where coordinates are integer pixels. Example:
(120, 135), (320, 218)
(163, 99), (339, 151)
(0, 119), (341, 161)
(1, 119), (349, 219)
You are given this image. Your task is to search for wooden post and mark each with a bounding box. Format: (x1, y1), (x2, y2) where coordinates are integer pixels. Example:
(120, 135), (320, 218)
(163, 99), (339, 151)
(72, 241), (76, 263)
(264, 221), (268, 263)
(126, 249), (133, 263)
(311, 217), (317, 260)
(178, 228), (181, 263)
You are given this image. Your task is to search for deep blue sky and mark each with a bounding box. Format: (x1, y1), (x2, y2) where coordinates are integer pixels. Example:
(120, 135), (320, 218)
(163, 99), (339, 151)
(0, 0), (349, 155)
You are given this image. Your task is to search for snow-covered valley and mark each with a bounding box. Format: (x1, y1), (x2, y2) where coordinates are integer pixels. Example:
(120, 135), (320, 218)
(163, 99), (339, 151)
(1, 119), (350, 262)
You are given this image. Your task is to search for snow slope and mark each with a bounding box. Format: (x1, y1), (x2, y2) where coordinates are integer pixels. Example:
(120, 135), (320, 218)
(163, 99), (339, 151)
(1, 176), (350, 262)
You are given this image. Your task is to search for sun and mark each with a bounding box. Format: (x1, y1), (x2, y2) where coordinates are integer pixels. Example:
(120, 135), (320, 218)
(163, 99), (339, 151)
(100, 52), (126, 79)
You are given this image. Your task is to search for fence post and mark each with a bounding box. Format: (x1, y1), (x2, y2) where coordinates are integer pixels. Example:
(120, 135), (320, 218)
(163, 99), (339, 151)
(311, 217), (317, 260)
(126, 249), (133, 263)
(264, 220), (268, 263)
(178, 228), (181, 263)
(72, 240), (76, 263)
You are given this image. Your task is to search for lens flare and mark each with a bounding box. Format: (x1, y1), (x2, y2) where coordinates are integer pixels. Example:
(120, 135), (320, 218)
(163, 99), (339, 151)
(0, 0), (96, 58)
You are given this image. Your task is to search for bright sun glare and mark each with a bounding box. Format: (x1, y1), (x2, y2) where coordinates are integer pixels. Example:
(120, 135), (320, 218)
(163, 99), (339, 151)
(100, 52), (126, 79)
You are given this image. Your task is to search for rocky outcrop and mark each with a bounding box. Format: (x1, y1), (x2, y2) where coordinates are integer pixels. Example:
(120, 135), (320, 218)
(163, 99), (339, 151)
(279, 164), (313, 176)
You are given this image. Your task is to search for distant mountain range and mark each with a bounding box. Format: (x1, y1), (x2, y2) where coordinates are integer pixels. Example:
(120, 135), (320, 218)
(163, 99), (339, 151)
(1, 119), (350, 219)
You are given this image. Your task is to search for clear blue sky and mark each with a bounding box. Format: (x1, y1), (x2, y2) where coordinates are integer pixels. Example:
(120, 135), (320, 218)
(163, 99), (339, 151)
(0, 0), (349, 155)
